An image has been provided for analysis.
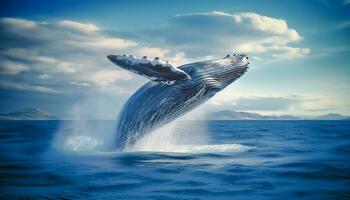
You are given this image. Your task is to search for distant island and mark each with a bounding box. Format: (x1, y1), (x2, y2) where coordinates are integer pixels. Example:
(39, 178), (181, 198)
(207, 110), (300, 120)
(0, 108), (57, 120)
(0, 108), (349, 120)
(207, 110), (350, 120)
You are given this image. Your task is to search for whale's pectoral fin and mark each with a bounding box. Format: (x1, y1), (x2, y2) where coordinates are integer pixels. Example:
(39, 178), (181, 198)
(107, 54), (191, 85)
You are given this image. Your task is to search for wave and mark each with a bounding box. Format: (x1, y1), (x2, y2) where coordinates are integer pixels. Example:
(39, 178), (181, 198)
(126, 143), (252, 153)
(63, 136), (104, 152)
(64, 136), (252, 153)
(60, 135), (251, 154)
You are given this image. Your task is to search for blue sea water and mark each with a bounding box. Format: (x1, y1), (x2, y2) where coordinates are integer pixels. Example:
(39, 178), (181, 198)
(0, 120), (349, 199)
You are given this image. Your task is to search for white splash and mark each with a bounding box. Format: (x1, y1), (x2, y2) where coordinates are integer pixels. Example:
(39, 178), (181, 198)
(64, 136), (104, 151)
(124, 108), (205, 152)
(128, 143), (250, 153)
(53, 95), (118, 153)
(54, 98), (250, 154)
(125, 108), (250, 154)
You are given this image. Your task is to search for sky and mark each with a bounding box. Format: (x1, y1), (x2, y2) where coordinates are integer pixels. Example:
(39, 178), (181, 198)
(0, 0), (349, 118)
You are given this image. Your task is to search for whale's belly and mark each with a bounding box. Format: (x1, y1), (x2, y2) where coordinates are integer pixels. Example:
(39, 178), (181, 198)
(115, 81), (214, 150)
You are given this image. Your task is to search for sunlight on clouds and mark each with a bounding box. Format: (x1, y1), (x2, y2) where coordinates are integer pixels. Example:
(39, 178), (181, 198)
(1, 48), (76, 74)
(57, 62), (76, 74)
(69, 81), (91, 87)
(57, 20), (99, 32)
(209, 92), (340, 115)
(90, 70), (133, 86)
(0, 13), (310, 96)
(0, 10), (347, 115)
(0, 80), (63, 93)
(300, 95), (340, 113)
(152, 11), (309, 60)
(0, 61), (29, 75)
(230, 12), (300, 40)
(2, 48), (56, 64)
(0, 17), (184, 92)
(210, 94), (301, 111)
(82, 38), (137, 49)
(136, 47), (188, 66)
(136, 47), (169, 58)
(1, 17), (39, 29)
(39, 74), (51, 80)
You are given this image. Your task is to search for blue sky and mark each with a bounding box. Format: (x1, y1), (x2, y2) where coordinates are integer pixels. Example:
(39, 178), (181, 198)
(0, 0), (349, 118)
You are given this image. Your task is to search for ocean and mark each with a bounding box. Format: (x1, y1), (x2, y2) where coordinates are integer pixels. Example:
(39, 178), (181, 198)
(0, 120), (349, 199)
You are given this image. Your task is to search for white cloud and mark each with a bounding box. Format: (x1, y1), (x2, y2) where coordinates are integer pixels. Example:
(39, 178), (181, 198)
(71, 37), (137, 49)
(135, 47), (188, 66)
(39, 74), (51, 80)
(0, 61), (29, 75)
(209, 94), (300, 110)
(146, 11), (309, 59)
(57, 20), (99, 32)
(337, 20), (350, 29)
(0, 14), (345, 116)
(69, 81), (91, 86)
(208, 93), (340, 115)
(1, 48), (76, 75)
(56, 62), (76, 74)
(90, 70), (133, 86)
(2, 48), (56, 64)
(225, 12), (300, 40)
(0, 80), (62, 93)
(0, 17), (186, 94)
(1, 17), (39, 30)
(0, 13), (309, 96)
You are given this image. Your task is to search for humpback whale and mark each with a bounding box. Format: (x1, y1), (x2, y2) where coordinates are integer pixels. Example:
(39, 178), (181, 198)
(107, 53), (249, 150)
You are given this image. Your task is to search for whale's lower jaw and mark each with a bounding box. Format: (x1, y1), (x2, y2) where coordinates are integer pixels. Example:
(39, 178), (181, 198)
(115, 82), (216, 151)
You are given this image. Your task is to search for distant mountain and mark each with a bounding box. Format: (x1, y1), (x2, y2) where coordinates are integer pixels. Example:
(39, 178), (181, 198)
(316, 113), (349, 120)
(0, 108), (57, 120)
(207, 110), (350, 120)
(207, 110), (301, 120)
(0, 108), (348, 121)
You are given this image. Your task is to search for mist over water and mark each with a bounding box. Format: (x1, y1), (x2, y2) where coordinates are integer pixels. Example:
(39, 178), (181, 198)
(54, 121), (114, 152)
(53, 96), (119, 152)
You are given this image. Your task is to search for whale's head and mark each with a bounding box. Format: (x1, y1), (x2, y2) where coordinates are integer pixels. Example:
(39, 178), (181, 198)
(186, 53), (249, 90)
